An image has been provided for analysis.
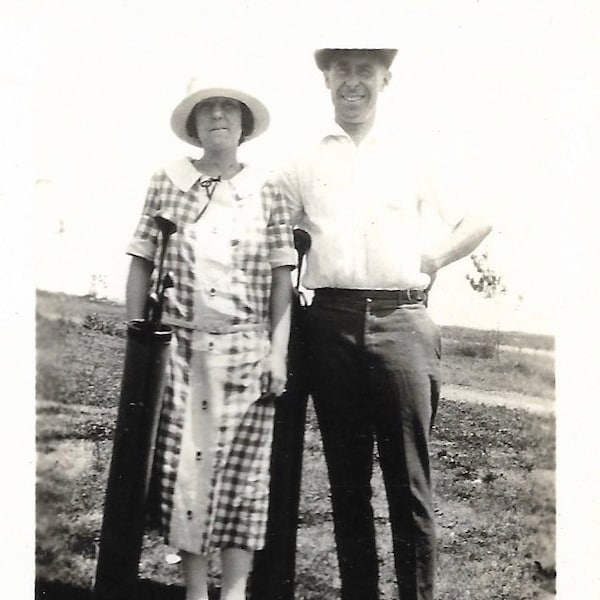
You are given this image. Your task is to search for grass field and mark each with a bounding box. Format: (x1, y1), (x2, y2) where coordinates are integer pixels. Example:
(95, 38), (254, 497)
(35, 291), (555, 599)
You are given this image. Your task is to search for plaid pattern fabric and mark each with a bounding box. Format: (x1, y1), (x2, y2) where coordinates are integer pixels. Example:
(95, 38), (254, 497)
(204, 394), (275, 552)
(127, 158), (295, 326)
(130, 159), (295, 553)
(160, 328), (274, 553)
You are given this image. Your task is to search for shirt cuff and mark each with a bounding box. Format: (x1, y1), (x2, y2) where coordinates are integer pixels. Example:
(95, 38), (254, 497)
(269, 247), (297, 270)
(126, 238), (156, 261)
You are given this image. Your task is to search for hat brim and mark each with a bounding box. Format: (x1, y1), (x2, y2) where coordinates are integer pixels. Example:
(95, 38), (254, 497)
(314, 48), (398, 71)
(171, 87), (270, 148)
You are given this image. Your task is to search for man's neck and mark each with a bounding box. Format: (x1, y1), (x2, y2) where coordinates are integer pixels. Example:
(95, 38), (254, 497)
(336, 114), (376, 145)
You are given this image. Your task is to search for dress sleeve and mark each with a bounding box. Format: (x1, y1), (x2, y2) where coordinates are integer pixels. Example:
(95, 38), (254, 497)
(126, 172), (162, 261)
(262, 179), (297, 269)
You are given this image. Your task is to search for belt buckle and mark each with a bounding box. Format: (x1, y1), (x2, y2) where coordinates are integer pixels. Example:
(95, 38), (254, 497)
(405, 289), (423, 303)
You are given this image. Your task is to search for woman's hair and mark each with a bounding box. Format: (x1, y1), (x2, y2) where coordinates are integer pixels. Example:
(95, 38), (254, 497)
(185, 100), (255, 144)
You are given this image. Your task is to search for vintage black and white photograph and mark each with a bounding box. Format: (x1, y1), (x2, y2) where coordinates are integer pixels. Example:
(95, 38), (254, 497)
(4, 1), (597, 599)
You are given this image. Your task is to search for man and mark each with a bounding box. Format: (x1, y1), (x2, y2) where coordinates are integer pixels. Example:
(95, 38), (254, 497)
(263, 48), (492, 600)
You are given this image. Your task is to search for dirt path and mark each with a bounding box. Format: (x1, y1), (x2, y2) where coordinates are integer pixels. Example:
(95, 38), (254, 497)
(443, 384), (554, 415)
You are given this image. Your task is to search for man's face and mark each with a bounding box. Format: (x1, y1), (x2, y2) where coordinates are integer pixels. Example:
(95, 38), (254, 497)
(323, 51), (391, 126)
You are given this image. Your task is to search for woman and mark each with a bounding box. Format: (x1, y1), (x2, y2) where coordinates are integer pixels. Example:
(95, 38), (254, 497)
(125, 79), (295, 600)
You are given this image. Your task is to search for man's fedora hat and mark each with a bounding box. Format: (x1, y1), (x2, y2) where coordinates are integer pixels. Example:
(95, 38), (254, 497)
(171, 78), (270, 147)
(314, 48), (398, 71)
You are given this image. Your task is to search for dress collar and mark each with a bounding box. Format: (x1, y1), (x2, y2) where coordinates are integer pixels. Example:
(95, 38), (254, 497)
(164, 157), (203, 193)
(164, 157), (261, 198)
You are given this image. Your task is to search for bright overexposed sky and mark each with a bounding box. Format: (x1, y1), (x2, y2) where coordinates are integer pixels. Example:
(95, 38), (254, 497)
(2, 0), (589, 335)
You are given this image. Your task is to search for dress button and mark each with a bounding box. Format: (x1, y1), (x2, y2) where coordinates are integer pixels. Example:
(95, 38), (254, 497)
(196, 451), (202, 460)
(208, 341), (214, 350)
(201, 400), (208, 410)
(187, 510), (193, 520)
(209, 287), (216, 296)
(231, 239), (239, 247)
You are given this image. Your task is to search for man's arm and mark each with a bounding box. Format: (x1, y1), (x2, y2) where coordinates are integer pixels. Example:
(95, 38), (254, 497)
(265, 160), (305, 229)
(125, 256), (153, 320)
(421, 214), (492, 279)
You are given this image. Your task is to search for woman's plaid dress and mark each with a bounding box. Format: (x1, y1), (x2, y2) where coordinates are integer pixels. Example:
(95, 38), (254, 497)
(127, 158), (295, 554)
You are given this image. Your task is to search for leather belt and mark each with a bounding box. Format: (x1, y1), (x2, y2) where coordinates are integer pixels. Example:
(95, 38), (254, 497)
(313, 287), (427, 305)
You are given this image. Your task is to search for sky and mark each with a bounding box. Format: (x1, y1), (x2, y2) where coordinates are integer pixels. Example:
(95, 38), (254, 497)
(3, 0), (590, 335)
(2, 2), (600, 594)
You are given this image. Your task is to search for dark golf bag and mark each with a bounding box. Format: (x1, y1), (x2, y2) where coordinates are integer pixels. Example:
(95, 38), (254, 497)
(249, 229), (311, 600)
(94, 321), (172, 600)
(95, 213), (177, 600)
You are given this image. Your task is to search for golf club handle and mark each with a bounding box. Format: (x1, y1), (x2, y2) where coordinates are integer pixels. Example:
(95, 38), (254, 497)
(296, 256), (304, 289)
(154, 241), (168, 297)
(143, 295), (156, 325)
(293, 229), (311, 290)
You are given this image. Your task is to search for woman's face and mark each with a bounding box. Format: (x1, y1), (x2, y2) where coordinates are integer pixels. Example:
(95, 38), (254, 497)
(194, 97), (244, 149)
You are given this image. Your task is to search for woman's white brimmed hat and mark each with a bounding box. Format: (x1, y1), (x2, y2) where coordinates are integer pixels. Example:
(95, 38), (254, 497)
(171, 78), (270, 147)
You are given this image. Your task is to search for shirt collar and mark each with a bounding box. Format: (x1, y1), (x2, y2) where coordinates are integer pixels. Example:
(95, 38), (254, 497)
(320, 120), (386, 147)
(164, 157), (261, 198)
(321, 122), (351, 141)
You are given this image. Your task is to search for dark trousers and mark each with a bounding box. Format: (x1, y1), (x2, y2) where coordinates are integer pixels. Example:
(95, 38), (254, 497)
(305, 292), (441, 600)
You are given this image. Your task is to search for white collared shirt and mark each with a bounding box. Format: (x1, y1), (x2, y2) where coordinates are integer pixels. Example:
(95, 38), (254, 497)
(271, 124), (467, 290)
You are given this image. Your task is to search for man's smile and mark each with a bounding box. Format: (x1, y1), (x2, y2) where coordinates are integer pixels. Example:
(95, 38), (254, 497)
(338, 88), (367, 103)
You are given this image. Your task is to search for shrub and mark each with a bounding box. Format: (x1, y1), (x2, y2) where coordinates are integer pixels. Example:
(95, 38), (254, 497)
(82, 313), (126, 338)
(452, 341), (497, 359)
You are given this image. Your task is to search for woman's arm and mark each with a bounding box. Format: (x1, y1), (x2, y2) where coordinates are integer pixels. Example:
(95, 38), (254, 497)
(266, 266), (293, 397)
(125, 256), (154, 320)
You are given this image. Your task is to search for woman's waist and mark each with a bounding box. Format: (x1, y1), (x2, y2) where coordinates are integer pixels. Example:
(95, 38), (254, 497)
(163, 313), (266, 334)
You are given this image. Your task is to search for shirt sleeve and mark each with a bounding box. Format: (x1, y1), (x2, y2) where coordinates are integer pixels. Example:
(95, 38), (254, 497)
(271, 159), (305, 228)
(126, 172), (161, 261)
(262, 179), (297, 269)
(417, 170), (468, 229)
(417, 161), (493, 228)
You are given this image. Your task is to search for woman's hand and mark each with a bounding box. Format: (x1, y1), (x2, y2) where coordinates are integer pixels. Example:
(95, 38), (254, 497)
(261, 350), (288, 398)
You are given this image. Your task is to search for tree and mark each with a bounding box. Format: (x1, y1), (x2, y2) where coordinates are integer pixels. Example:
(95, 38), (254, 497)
(465, 252), (507, 357)
(465, 252), (507, 299)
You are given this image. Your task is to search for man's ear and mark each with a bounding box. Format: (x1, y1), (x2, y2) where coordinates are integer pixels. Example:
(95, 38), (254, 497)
(381, 69), (392, 90)
(323, 70), (332, 90)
